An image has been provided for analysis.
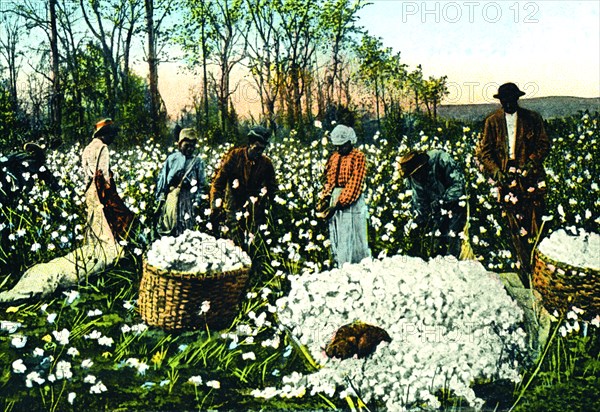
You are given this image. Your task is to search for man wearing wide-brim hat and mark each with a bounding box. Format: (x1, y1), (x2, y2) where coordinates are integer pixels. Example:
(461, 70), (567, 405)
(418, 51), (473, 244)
(209, 126), (278, 253)
(476, 82), (551, 284)
(399, 149), (466, 259)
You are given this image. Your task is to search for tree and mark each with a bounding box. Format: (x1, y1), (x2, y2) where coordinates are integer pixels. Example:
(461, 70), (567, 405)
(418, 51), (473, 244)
(243, 0), (284, 128)
(79, 0), (143, 117)
(0, 12), (24, 110)
(145, 0), (174, 139)
(406, 65), (424, 112)
(355, 33), (391, 129)
(319, 0), (367, 109)
(275, 0), (321, 131)
(181, 0), (246, 136)
(422, 75), (449, 119)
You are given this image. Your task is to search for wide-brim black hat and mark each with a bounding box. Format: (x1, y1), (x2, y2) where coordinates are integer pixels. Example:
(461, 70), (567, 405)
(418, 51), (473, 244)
(399, 151), (429, 177)
(493, 83), (526, 99)
(248, 126), (271, 145)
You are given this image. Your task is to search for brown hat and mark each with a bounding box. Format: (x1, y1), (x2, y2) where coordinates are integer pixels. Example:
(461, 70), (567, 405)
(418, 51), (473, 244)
(399, 151), (429, 177)
(93, 118), (118, 138)
(493, 83), (526, 99)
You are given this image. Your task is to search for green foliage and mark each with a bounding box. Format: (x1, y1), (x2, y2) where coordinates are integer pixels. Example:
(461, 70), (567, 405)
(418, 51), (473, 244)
(0, 81), (27, 152)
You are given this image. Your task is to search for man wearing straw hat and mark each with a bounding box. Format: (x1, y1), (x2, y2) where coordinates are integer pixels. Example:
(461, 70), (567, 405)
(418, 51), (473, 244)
(399, 149), (466, 259)
(155, 127), (207, 236)
(476, 83), (550, 283)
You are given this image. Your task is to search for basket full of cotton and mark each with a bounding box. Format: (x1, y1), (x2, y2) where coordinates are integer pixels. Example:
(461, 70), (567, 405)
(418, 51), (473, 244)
(138, 230), (252, 330)
(533, 228), (600, 317)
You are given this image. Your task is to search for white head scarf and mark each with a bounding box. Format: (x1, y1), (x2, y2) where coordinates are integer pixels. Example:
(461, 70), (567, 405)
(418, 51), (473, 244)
(330, 124), (357, 146)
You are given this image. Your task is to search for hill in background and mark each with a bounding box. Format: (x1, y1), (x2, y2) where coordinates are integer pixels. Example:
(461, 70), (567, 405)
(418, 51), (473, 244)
(438, 96), (600, 122)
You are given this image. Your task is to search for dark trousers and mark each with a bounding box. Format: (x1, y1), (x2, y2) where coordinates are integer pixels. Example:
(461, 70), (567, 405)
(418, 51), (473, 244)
(501, 195), (545, 281)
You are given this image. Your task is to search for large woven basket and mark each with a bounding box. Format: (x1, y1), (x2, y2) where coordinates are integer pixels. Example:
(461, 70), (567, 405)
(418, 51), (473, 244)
(532, 249), (599, 317)
(138, 260), (250, 331)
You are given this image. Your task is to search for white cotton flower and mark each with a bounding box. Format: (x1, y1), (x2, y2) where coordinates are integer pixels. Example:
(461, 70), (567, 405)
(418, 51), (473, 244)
(188, 375), (203, 386)
(11, 335), (27, 348)
(55, 360), (73, 380)
(206, 380), (220, 389)
(25, 371), (45, 387)
(81, 359), (94, 369)
(84, 330), (102, 340)
(52, 329), (70, 345)
(200, 300), (211, 314)
(242, 352), (256, 361)
(67, 347), (80, 357)
(68, 392), (76, 405)
(89, 381), (107, 394)
(1, 321), (22, 333)
(87, 309), (104, 318)
(12, 359), (27, 374)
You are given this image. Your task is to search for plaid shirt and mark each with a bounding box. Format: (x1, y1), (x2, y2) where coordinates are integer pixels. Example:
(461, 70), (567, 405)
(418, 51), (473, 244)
(323, 148), (366, 208)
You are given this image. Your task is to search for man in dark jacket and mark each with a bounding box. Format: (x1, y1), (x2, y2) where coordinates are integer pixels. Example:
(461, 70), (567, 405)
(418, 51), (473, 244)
(400, 149), (466, 258)
(476, 82), (550, 282)
(210, 126), (277, 251)
(0, 142), (59, 208)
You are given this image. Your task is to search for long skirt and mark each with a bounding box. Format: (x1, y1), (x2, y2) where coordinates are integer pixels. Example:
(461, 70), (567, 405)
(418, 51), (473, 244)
(84, 183), (117, 250)
(329, 188), (372, 267)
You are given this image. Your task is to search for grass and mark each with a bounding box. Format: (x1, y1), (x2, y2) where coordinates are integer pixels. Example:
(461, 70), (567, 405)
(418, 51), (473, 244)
(1, 112), (599, 410)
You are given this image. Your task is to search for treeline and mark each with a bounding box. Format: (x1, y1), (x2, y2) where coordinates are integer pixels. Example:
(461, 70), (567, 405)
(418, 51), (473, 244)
(0, 0), (449, 151)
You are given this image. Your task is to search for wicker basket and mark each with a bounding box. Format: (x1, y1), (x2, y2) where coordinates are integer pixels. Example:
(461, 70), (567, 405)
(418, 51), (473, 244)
(532, 249), (599, 316)
(138, 260), (250, 331)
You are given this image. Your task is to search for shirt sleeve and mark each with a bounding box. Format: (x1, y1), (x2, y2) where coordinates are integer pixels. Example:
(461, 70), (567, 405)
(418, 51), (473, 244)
(210, 149), (234, 208)
(476, 117), (501, 175)
(337, 151), (366, 208)
(263, 157), (277, 201)
(155, 156), (170, 199)
(437, 152), (465, 203)
(530, 113), (551, 164)
(321, 154), (336, 197)
(97, 145), (110, 178)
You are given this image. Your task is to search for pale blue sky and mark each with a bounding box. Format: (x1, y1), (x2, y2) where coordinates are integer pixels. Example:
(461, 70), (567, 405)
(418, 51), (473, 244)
(357, 0), (600, 103)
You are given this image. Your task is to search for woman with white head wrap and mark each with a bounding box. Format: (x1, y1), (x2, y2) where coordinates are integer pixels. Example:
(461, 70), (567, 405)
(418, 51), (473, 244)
(318, 124), (371, 267)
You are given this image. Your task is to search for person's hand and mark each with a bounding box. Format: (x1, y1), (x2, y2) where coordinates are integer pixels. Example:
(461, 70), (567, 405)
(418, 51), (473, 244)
(325, 206), (337, 220)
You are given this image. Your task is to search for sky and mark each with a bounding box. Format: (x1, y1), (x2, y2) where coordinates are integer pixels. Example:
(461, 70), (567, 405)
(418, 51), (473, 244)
(355, 0), (600, 104)
(157, 0), (600, 113)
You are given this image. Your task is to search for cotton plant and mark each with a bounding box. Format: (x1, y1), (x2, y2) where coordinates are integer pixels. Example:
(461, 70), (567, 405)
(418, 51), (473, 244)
(146, 230), (251, 273)
(273, 255), (528, 409)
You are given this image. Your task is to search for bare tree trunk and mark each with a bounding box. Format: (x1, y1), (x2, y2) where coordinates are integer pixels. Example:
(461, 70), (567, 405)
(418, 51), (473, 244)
(49, 0), (62, 138)
(145, 0), (160, 139)
(201, 15), (209, 128)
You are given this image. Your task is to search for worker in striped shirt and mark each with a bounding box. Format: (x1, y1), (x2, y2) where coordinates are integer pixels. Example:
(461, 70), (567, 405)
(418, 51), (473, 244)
(319, 124), (371, 267)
